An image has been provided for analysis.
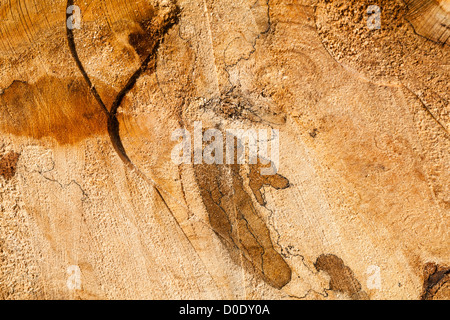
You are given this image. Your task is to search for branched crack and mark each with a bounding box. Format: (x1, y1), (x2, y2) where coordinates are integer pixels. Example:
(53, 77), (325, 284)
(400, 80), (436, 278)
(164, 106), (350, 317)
(403, 85), (450, 138)
(64, 1), (238, 290)
(30, 160), (88, 201)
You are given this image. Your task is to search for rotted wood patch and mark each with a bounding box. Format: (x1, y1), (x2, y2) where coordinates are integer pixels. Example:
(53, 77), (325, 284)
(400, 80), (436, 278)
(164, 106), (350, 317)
(315, 254), (369, 300)
(421, 262), (450, 300)
(0, 151), (20, 180)
(194, 155), (292, 289)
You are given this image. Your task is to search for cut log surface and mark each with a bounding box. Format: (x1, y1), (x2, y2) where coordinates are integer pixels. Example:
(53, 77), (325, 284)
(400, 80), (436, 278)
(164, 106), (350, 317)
(0, 0), (449, 300)
(405, 0), (450, 45)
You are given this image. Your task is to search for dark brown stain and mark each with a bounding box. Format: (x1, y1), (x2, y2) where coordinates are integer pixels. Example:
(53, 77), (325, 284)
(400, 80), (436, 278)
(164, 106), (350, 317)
(421, 262), (450, 300)
(315, 254), (369, 300)
(0, 77), (117, 145)
(0, 151), (20, 180)
(194, 140), (292, 289)
(248, 161), (290, 206)
(309, 128), (318, 138)
(128, 5), (180, 60)
(128, 18), (158, 60)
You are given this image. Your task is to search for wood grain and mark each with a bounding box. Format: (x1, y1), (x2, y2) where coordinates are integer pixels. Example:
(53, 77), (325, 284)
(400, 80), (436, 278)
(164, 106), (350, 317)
(0, 0), (449, 300)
